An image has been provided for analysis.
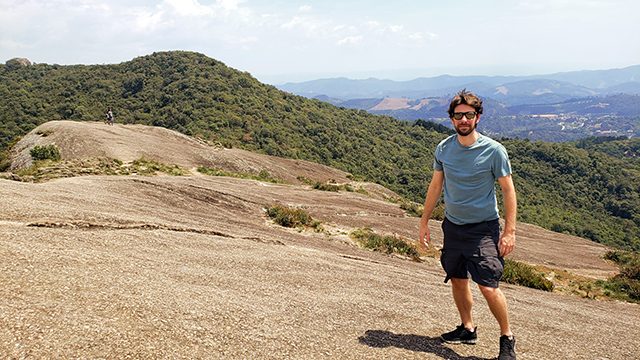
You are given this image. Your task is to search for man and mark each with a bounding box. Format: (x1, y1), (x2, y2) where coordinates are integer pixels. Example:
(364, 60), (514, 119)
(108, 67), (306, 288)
(106, 107), (114, 126)
(418, 89), (518, 360)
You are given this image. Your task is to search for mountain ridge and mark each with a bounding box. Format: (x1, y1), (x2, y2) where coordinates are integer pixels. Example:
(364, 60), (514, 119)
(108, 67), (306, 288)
(1, 50), (639, 251)
(277, 64), (640, 100)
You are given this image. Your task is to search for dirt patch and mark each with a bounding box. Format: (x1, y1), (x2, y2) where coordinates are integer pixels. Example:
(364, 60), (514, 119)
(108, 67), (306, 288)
(371, 97), (411, 111)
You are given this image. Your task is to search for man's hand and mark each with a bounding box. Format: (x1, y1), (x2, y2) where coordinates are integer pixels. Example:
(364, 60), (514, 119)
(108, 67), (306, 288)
(499, 231), (515, 257)
(497, 174), (517, 257)
(418, 221), (431, 250)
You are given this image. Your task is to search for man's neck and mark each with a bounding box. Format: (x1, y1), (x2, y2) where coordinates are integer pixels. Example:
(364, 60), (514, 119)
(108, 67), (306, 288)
(457, 131), (479, 147)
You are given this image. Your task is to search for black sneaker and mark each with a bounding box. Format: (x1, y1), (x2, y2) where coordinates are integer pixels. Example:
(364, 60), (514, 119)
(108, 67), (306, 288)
(440, 324), (477, 344)
(498, 335), (516, 360)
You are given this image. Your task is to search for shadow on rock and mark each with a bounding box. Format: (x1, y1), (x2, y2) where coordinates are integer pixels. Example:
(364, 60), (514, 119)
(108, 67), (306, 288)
(358, 329), (493, 360)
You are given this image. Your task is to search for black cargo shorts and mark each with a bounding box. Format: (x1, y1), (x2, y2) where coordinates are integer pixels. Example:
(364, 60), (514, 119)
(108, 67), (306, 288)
(440, 217), (503, 288)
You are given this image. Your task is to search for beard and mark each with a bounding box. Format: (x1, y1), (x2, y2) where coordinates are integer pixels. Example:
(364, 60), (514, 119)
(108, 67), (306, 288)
(455, 122), (477, 136)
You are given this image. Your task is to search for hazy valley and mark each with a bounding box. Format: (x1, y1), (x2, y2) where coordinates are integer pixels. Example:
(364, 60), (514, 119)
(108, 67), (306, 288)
(277, 67), (640, 142)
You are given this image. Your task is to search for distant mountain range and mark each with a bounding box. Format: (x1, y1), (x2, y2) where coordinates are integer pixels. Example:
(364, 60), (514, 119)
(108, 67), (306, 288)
(328, 94), (640, 142)
(332, 94), (640, 118)
(277, 66), (640, 141)
(277, 65), (640, 106)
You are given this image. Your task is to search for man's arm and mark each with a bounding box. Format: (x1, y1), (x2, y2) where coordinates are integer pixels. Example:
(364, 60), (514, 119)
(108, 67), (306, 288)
(418, 170), (444, 249)
(497, 174), (517, 257)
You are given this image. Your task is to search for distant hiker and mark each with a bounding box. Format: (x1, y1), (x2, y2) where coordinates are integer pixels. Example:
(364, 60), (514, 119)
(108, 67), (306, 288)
(105, 108), (114, 126)
(418, 89), (518, 360)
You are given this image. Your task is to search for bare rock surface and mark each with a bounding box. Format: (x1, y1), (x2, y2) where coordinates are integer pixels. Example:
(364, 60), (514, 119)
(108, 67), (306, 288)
(1, 121), (635, 359)
(8, 121), (353, 187)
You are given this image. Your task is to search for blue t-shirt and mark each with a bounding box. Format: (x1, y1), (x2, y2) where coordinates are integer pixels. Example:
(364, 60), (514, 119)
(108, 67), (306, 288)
(433, 134), (512, 225)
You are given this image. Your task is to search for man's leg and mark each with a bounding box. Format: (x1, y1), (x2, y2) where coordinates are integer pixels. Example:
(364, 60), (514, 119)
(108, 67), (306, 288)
(478, 285), (512, 336)
(451, 278), (474, 329)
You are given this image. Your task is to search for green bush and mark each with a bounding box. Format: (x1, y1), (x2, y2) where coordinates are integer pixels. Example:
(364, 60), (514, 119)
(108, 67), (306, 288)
(198, 166), (282, 183)
(313, 182), (341, 192)
(399, 200), (423, 217)
(601, 250), (640, 302)
(30, 145), (61, 161)
(130, 158), (188, 176)
(0, 156), (10, 172)
(599, 277), (640, 302)
(197, 166), (227, 176)
(266, 204), (321, 229)
(312, 181), (355, 192)
(502, 259), (554, 291)
(296, 175), (315, 185)
(350, 228), (420, 261)
(256, 169), (280, 183)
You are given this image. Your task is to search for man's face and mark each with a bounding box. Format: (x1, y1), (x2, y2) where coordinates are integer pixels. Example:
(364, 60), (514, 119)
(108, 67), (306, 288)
(450, 104), (480, 136)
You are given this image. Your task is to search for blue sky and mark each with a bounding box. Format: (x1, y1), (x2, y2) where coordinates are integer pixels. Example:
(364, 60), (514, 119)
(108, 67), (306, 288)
(1, 0), (638, 84)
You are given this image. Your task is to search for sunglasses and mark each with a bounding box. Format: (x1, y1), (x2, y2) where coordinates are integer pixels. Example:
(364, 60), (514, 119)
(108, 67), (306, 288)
(452, 111), (478, 120)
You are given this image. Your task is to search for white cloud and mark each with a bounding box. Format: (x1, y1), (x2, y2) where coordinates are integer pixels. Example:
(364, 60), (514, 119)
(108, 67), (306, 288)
(517, 0), (611, 11)
(234, 35), (258, 44)
(408, 32), (423, 40)
(2, 0), (634, 82)
(217, 0), (245, 11)
(132, 9), (169, 32)
(0, 38), (30, 51)
(164, 0), (214, 17)
(408, 32), (438, 41)
(280, 14), (332, 36)
(337, 35), (363, 46)
(281, 16), (305, 29)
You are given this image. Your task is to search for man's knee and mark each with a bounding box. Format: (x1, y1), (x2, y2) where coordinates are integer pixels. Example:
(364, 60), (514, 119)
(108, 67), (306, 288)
(451, 278), (470, 288)
(478, 284), (501, 297)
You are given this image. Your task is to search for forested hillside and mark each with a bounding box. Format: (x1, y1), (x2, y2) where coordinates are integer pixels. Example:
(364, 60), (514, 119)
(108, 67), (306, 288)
(1, 51), (639, 250)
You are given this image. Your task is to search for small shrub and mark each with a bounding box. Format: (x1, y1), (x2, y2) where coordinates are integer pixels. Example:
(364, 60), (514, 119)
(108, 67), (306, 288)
(197, 166), (227, 176)
(30, 145), (61, 161)
(350, 228), (420, 261)
(399, 201), (423, 217)
(296, 175), (315, 185)
(601, 250), (640, 302)
(312, 181), (355, 192)
(131, 158), (188, 176)
(346, 173), (365, 181)
(0, 156), (10, 172)
(255, 169), (280, 183)
(35, 130), (53, 137)
(502, 259), (554, 291)
(313, 182), (341, 191)
(266, 204), (321, 229)
(599, 276), (640, 302)
(198, 166), (282, 183)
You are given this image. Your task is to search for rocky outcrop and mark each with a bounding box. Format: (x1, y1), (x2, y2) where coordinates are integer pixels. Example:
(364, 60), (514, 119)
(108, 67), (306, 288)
(1, 120), (634, 359)
(5, 57), (32, 70)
